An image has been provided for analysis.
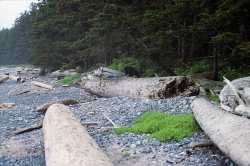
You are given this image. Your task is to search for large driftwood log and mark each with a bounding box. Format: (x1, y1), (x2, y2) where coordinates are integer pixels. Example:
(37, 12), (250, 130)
(82, 76), (199, 99)
(191, 97), (250, 166)
(43, 104), (113, 166)
(36, 99), (79, 112)
(31, 81), (53, 89)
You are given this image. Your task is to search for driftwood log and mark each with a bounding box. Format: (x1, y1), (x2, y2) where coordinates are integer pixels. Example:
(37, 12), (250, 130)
(82, 76), (199, 99)
(43, 104), (113, 166)
(31, 81), (53, 89)
(12, 120), (43, 135)
(36, 99), (79, 112)
(8, 74), (21, 82)
(191, 97), (250, 166)
(0, 75), (9, 83)
(93, 67), (124, 77)
(51, 70), (77, 78)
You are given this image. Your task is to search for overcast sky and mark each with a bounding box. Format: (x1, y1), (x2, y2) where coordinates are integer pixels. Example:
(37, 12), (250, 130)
(0, 0), (38, 29)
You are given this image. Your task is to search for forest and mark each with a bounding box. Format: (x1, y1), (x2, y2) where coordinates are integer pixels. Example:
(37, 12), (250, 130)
(0, 0), (249, 80)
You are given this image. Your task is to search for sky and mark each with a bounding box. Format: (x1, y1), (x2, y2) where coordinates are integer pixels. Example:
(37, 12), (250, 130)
(0, 0), (38, 29)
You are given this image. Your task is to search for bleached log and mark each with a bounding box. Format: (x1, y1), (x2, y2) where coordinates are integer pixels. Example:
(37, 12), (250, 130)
(99, 67), (124, 76)
(238, 87), (250, 107)
(235, 104), (250, 118)
(223, 77), (246, 106)
(82, 76), (199, 99)
(0, 102), (15, 111)
(8, 74), (21, 82)
(0, 75), (9, 83)
(87, 74), (100, 81)
(12, 120), (43, 135)
(43, 104), (113, 166)
(92, 67), (124, 78)
(191, 97), (250, 166)
(220, 77), (250, 106)
(36, 99), (79, 112)
(31, 81), (53, 90)
(51, 70), (77, 77)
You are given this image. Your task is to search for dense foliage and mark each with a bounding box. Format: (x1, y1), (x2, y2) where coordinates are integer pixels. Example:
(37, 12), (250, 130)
(0, 0), (249, 79)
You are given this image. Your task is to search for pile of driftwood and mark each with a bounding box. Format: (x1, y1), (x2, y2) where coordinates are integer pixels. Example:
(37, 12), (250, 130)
(219, 77), (250, 117)
(0, 74), (25, 83)
(3, 66), (250, 165)
(191, 76), (250, 166)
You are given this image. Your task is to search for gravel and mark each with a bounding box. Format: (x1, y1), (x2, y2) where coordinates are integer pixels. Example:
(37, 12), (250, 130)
(0, 69), (236, 166)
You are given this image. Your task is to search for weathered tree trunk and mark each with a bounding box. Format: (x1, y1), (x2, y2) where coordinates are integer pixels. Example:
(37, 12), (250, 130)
(191, 97), (250, 166)
(82, 76), (199, 99)
(31, 81), (53, 89)
(36, 99), (79, 112)
(8, 74), (21, 82)
(43, 104), (113, 166)
(0, 75), (9, 83)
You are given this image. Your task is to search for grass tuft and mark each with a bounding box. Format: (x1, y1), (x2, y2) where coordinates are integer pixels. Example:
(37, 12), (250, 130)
(115, 111), (200, 142)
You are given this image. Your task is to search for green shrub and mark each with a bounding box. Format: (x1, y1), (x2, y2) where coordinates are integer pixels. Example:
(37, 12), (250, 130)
(218, 66), (249, 81)
(175, 59), (213, 75)
(208, 94), (220, 103)
(60, 73), (80, 85)
(108, 56), (168, 77)
(115, 111), (200, 142)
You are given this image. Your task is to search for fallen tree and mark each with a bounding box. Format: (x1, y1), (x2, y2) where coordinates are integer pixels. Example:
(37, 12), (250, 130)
(31, 81), (53, 90)
(0, 75), (9, 83)
(8, 74), (21, 82)
(82, 76), (199, 99)
(12, 120), (43, 135)
(191, 97), (250, 166)
(43, 104), (113, 166)
(36, 99), (79, 112)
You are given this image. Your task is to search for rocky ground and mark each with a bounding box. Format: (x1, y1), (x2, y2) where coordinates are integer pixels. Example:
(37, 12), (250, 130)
(0, 67), (236, 166)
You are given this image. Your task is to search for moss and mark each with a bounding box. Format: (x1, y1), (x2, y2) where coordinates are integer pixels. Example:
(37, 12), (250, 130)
(60, 73), (80, 85)
(122, 152), (130, 158)
(208, 94), (220, 103)
(115, 111), (200, 142)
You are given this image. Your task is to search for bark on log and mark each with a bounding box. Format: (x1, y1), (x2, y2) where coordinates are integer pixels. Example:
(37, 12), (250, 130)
(0, 76), (9, 83)
(36, 99), (79, 112)
(82, 76), (199, 99)
(43, 104), (113, 166)
(191, 97), (250, 166)
(31, 81), (53, 89)
(8, 74), (21, 82)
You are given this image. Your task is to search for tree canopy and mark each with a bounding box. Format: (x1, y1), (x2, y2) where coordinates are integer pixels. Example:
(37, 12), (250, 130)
(0, 0), (249, 79)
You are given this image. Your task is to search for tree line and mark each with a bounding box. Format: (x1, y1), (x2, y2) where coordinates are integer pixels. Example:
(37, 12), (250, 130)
(0, 0), (249, 80)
